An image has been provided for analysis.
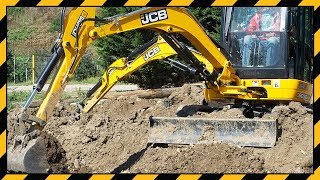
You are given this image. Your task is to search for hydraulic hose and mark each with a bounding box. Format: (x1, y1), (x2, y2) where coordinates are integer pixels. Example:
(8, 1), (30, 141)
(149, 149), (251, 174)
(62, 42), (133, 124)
(34, 46), (64, 91)
(23, 46), (64, 111)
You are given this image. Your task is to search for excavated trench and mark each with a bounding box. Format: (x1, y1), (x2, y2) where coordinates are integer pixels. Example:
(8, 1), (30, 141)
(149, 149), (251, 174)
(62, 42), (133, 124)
(7, 84), (313, 173)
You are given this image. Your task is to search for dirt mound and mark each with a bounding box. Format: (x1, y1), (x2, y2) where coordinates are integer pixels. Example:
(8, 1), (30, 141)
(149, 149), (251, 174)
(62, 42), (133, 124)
(255, 102), (313, 173)
(7, 84), (313, 173)
(168, 84), (203, 105)
(194, 107), (245, 118)
(129, 144), (264, 173)
(40, 96), (154, 173)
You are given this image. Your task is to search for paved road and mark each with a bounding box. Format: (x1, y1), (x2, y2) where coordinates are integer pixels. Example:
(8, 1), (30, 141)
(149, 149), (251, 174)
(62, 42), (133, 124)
(8, 84), (139, 93)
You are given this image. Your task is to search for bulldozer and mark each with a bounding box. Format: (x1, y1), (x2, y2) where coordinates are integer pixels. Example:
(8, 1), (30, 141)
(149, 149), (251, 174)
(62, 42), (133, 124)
(7, 7), (313, 173)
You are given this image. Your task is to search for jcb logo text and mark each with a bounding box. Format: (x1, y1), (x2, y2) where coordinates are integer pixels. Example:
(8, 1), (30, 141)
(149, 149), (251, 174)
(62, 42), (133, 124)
(71, 10), (88, 37)
(144, 46), (160, 60)
(140, 9), (168, 25)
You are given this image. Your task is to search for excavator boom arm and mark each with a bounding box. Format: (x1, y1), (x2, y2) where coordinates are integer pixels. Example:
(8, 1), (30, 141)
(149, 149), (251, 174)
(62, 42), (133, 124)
(93, 8), (229, 69)
(33, 7), (237, 121)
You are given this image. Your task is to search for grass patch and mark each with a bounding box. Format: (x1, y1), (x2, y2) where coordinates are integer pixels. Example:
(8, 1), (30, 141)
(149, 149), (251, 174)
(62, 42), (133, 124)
(61, 93), (73, 100)
(8, 80), (34, 86)
(7, 7), (24, 16)
(68, 76), (101, 84)
(7, 91), (45, 110)
(9, 77), (102, 86)
(8, 27), (34, 43)
(8, 76), (130, 87)
(8, 90), (79, 111)
(49, 16), (60, 33)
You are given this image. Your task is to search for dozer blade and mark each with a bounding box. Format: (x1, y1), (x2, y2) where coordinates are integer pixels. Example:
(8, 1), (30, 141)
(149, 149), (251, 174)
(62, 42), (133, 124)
(7, 137), (50, 173)
(149, 117), (277, 147)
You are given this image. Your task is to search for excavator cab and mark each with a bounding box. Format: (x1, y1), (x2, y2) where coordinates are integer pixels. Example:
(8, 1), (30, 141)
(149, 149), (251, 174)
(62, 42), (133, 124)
(218, 7), (313, 104)
(223, 7), (287, 73)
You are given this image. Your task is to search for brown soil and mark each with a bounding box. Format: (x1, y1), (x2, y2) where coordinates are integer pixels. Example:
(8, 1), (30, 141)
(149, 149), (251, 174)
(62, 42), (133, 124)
(7, 84), (313, 173)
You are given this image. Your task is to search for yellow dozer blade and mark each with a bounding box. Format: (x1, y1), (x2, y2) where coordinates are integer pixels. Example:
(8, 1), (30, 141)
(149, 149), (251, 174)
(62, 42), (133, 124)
(148, 117), (277, 147)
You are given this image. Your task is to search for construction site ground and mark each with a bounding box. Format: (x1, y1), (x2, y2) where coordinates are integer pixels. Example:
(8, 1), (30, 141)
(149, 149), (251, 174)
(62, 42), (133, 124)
(7, 84), (313, 173)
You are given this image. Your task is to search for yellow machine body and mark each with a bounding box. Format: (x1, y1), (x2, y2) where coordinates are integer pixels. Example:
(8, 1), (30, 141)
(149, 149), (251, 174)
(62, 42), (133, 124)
(203, 79), (312, 104)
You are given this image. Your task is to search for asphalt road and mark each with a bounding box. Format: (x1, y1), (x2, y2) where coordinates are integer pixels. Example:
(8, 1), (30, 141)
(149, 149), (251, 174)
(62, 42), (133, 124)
(8, 84), (139, 93)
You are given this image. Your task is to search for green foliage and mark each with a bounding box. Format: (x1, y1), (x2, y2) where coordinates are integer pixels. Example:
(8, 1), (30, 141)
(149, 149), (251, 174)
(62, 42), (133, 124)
(95, 8), (155, 68)
(7, 55), (32, 83)
(49, 16), (60, 33)
(188, 7), (221, 42)
(69, 76), (101, 84)
(7, 7), (24, 16)
(7, 91), (44, 110)
(7, 50), (14, 82)
(73, 53), (101, 81)
(8, 91), (29, 110)
(8, 26), (34, 43)
(76, 88), (86, 97)
(7, 7), (222, 88)
(7, 52), (100, 84)
(61, 93), (72, 100)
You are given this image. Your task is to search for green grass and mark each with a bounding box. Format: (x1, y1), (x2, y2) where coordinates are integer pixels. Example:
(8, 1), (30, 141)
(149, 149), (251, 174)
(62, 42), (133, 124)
(9, 76), (102, 86)
(8, 80), (34, 86)
(68, 76), (101, 84)
(7, 91), (45, 110)
(8, 76), (130, 87)
(61, 93), (73, 100)
(49, 16), (60, 33)
(7, 90), (82, 111)
(7, 7), (23, 16)
(68, 77), (129, 85)
(8, 27), (34, 43)
(7, 75), (131, 110)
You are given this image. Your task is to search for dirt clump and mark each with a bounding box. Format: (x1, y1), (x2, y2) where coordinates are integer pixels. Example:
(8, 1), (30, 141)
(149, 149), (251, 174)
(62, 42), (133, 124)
(7, 84), (313, 173)
(41, 131), (69, 173)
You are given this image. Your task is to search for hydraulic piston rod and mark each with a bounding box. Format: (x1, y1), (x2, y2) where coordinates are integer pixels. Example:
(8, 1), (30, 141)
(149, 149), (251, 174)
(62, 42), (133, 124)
(23, 46), (64, 111)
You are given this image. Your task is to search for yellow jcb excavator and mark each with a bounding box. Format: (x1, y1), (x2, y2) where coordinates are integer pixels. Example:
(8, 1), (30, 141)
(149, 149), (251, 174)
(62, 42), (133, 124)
(8, 7), (313, 173)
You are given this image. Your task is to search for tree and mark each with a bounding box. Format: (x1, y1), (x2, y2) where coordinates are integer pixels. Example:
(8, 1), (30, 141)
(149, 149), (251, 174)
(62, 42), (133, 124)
(73, 52), (100, 81)
(188, 7), (221, 42)
(7, 49), (14, 82)
(95, 7), (155, 68)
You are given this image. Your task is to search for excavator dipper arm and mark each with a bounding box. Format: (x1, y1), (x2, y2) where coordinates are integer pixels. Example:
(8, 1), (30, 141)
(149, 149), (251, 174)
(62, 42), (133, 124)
(81, 35), (210, 113)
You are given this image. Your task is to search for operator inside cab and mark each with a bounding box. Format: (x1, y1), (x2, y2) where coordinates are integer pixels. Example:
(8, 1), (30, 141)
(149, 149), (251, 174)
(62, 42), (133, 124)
(229, 7), (285, 68)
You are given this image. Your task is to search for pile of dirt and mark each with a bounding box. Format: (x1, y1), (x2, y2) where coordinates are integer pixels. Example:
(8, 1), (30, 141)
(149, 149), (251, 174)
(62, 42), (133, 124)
(254, 102), (313, 173)
(7, 84), (313, 173)
(130, 144), (264, 173)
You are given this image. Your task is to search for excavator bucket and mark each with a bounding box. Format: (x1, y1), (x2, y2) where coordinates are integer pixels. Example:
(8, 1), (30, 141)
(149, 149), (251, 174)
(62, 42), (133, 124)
(7, 137), (50, 173)
(148, 117), (277, 147)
